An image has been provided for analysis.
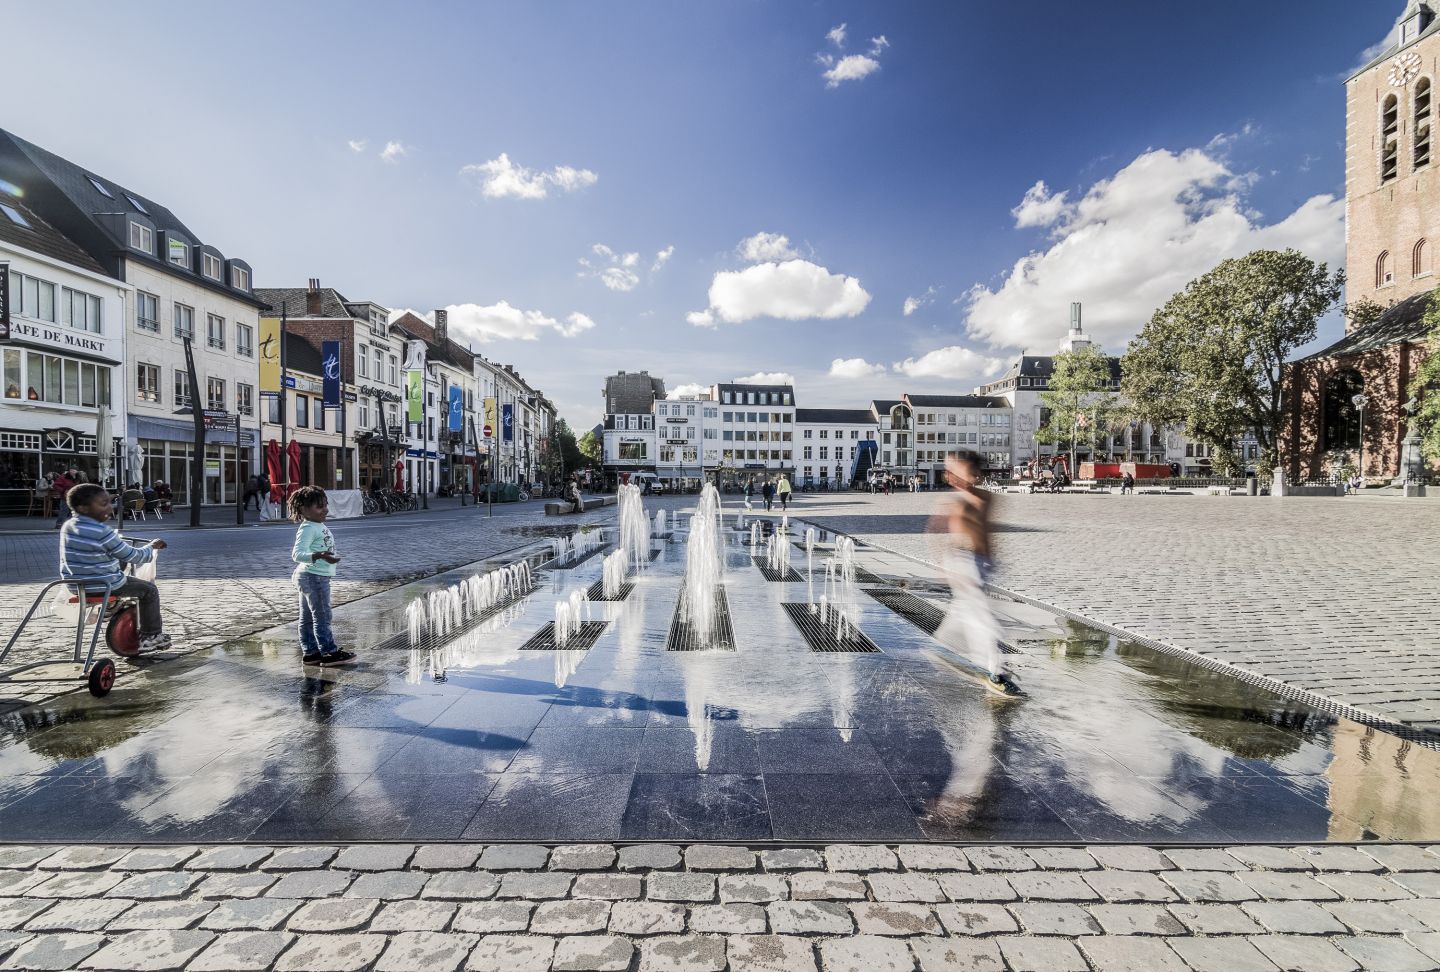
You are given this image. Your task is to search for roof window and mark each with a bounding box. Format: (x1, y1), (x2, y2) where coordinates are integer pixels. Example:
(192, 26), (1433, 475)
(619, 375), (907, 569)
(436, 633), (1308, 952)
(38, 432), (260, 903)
(0, 204), (29, 227)
(86, 176), (113, 198)
(124, 193), (149, 215)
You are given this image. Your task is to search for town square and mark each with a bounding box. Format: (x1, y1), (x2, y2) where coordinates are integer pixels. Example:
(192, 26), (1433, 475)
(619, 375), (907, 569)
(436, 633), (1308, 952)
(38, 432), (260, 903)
(1, 2), (1439, 971)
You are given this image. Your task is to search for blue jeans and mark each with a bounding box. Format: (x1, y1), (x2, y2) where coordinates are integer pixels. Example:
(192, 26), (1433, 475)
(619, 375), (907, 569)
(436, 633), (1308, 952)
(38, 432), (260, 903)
(296, 572), (338, 657)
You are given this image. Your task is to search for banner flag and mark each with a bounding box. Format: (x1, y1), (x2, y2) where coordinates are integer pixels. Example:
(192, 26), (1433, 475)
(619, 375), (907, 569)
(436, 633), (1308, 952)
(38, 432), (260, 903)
(258, 318), (282, 392)
(322, 341), (341, 407)
(484, 397), (497, 432)
(502, 403), (514, 442)
(406, 370), (423, 422)
(448, 385), (463, 432)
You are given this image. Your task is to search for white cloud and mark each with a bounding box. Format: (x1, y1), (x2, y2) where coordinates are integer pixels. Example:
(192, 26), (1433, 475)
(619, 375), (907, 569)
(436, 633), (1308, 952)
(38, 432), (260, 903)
(734, 371), (795, 386)
(737, 232), (800, 263)
(902, 286), (939, 316)
(689, 259), (871, 326)
(827, 23), (847, 47)
(964, 143), (1346, 352)
(599, 268), (639, 292)
(651, 245), (675, 272)
(816, 30), (889, 88)
(829, 357), (886, 379)
(894, 346), (1005, 381)
(581, 242), (669, 292)
(347, 139), (367, 153)
(380, 140), (408, 163)
(460, 153), (598, 200)
(667, 382), (710, 399)
(1012, 180), (1070, 229)
(407, 301), (597, 344)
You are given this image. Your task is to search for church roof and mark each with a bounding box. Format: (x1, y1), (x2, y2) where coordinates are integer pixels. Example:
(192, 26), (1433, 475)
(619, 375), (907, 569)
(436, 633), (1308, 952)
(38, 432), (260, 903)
(1351, 2), (1440, 80)
(1295, 290), (1435, 361)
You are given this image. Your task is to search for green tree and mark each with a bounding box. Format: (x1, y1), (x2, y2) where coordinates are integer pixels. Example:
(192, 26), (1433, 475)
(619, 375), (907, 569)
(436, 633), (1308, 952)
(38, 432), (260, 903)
(1035, 343), (1120, 466)
(1122, 249), (1343, 474)
(541, 419), (587, 482)
(577, 428), (602, 466)
(1408, 296), (1440, 464)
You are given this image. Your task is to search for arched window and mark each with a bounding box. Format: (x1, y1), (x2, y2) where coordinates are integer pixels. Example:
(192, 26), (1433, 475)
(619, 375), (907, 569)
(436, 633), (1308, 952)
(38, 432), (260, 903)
(1416, 239), (1430, 277)
(1323, 369), (1365, 451)
(1417, 79), (1433, 169)
(1383, 94), (1400, 181)
(1378, 250), (1393, 288)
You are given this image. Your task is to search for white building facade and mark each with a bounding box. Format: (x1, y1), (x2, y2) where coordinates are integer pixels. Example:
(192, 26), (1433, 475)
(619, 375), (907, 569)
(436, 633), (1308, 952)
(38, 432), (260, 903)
(713, 381), (796, 486)
(794, 408), (877, 488)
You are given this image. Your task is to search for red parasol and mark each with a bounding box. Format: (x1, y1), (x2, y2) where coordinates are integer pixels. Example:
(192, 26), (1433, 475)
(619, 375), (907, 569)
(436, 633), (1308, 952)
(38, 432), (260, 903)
(286, 440), (301, 497)
(394, 459), (405, 492)
(265, 440), (283, 502)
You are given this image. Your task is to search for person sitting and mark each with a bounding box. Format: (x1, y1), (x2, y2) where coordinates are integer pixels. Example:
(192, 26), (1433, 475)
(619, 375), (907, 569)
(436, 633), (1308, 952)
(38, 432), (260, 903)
(151, 480), (174, 513)
(59, 483), (170, 652)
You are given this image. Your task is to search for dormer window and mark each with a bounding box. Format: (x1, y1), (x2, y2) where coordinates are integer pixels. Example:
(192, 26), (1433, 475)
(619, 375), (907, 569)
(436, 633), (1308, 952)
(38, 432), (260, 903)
(167, 239), (190, 268)
(202, 253), (222, 280)
(86, 176), (113, 198)
(128, 221), (153, 253)
(231, 266), (250, 291)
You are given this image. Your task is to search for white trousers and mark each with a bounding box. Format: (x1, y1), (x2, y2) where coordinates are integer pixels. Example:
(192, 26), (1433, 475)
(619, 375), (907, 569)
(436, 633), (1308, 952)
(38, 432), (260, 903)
(934, 552), (1004, 678)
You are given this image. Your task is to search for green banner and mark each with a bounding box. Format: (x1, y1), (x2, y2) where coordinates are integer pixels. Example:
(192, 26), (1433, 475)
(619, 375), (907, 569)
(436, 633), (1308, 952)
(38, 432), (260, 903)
(406, 370), (423, 422)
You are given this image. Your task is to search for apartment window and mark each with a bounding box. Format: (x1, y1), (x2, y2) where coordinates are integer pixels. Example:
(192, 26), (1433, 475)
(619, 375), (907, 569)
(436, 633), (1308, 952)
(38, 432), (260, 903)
(803, 429), (812, 439)
(388, 355), (397, 384)
(7, 271), (57, 323)
(723, 430), (733, 441)
(231, 266), (250, 291)
(236, 323), (253, 357)
(206, 314), (225, 350)
(747, 412), (758, 423)
(265, 397), (282, 424)
(704, 407), (717, 418)
(314, 399), (325, 431)
(641, 415), (653, 430)
(359, 398), (371, 427)
(819, 429), (828, 439)
(129, 222), (153, 253)
(168, 238), (190, 268)
(136, 363), (159, 403)
(295, 394), (309, 428)
(373, 349), (383, 381)
(174, 303), (194, 339)
(174, 370), (191, 408)
(722, 411), (733, 422)
(803, 446), (813, 460)
(686, 404), (695, 417)
(819, 447), (829, 460)
(201, 253), (222, 280)
(358, 347), (369, 378)
(237, 382), (253, 416)
(136, 292), (159, 332)
(207, 377), (225, 410)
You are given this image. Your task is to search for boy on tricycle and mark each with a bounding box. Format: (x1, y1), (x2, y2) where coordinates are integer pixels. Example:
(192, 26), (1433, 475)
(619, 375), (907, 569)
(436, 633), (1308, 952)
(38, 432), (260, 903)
(59, 483), (170, 652)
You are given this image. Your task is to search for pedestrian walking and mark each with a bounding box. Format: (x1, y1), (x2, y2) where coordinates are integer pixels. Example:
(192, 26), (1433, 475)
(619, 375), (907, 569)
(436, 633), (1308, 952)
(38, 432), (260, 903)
(289, 485), (356, 667)
(51, 468), (75, 528)
(242, 473), (261, 511)
(762, 478), (775, 512)
(744, 476), (755, 511)
(777, 474), (793, 511)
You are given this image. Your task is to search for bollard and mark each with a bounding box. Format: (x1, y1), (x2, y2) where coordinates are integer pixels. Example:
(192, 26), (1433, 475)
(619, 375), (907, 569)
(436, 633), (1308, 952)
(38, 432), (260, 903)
(1246, 475), (1257, 496)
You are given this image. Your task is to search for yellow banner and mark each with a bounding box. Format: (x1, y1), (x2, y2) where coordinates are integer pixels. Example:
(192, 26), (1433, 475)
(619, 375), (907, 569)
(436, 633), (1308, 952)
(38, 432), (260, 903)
(484, 396), (497, 433)
(258, 317), (282, 393)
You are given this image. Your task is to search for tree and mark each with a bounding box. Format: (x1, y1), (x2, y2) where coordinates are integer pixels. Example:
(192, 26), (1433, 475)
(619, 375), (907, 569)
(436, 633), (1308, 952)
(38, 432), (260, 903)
(577, 428), (602, 466)
(1034, 343), (1120, 468)
(1408, 296), (1440, 464)
(1122, 249), (1343, 476)
(541, 419), (587, 483)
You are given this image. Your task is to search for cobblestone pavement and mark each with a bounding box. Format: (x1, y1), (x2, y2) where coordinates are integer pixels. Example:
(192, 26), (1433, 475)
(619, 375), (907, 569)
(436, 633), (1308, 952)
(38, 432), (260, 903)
(0, 842), (1439, 971)
(0, 498), (688, 712)
(794, 491), (1440, 734)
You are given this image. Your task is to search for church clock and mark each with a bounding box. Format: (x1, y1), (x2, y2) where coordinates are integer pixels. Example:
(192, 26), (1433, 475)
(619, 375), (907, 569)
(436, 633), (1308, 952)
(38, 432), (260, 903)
(1389, 51), (1423, 86)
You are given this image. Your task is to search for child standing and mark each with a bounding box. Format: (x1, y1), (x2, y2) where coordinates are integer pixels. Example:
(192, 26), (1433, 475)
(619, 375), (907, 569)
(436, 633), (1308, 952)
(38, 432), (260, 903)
(288, 485), (356, 666)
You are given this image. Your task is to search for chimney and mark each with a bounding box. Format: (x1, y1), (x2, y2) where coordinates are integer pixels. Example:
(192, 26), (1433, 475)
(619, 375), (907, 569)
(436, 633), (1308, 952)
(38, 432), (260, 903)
(305, 279), (322, 316)
(434, 308), (448, 344)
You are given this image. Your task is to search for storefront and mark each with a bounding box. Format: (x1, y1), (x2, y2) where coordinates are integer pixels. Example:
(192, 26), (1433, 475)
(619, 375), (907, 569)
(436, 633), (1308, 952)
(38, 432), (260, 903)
(131, 418), (256, 507)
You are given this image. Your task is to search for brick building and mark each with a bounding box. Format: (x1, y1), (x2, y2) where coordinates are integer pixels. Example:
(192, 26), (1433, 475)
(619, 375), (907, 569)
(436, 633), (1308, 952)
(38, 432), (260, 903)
(1283, 0), (1438, 482)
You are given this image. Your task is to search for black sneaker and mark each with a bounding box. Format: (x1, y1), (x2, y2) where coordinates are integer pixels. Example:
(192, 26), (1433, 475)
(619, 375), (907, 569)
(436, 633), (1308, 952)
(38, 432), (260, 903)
(317, 650), (358, 667)
(302, 652), (325, 665)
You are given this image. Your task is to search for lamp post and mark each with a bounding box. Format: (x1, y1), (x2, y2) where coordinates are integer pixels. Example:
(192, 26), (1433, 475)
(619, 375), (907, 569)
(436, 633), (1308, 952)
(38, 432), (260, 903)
(1352, 392), (1370, 487)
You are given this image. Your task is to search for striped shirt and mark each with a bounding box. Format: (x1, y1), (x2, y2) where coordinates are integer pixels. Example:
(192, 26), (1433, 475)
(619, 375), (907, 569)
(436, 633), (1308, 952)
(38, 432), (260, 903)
(59, 515), (154, 592)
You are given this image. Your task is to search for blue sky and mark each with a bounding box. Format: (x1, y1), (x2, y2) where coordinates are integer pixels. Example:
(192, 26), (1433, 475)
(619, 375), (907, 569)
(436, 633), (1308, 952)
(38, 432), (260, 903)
(4, 1), (1394, 426)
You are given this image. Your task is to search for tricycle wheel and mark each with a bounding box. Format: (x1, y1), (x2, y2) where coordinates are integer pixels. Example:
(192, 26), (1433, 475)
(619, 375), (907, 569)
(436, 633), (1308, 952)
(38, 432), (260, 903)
(87, 659), (116, 697)
(106, 606), (140, 657)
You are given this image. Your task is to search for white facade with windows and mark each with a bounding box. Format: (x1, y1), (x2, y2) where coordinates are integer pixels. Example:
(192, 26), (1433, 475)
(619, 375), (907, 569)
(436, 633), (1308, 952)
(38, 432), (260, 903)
(903, 396), (1013, 483)
(655, 395), (710, 484)
(712, 382), (796, 484)
(794, 408), (878, 487)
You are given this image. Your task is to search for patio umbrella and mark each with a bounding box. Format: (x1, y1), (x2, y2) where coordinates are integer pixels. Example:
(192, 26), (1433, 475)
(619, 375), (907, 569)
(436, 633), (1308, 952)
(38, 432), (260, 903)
(265, 440), (283, 502)
(95, 409), (113, 487)
(287, 440), (302, 497)
(126, 441), (145, 484)
(394, 460), (404, 492)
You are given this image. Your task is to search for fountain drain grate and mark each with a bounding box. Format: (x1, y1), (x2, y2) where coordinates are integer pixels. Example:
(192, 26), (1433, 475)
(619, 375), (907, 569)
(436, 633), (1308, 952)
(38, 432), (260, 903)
(863, 587), (945, 634)
(373, 582), (538, 652)
(750, 557), (805, 582)
(585, 581), (635, 602)
(666, 586), (737, 651)
(781, 603), (881, 653)
(547, 543), (611, 571)
(519, 620), (610, 651)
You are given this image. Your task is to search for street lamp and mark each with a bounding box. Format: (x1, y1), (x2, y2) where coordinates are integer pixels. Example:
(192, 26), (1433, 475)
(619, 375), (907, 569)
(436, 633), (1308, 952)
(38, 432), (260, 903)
(1352, 392), (1370, 486)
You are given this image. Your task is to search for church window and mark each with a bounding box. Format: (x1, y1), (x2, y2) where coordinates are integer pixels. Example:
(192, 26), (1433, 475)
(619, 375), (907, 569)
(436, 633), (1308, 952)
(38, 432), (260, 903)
(1377, 250), (1393, 288)
(1416, 239), (1430, 276)
(1322, 369), (1365, 452)
(1416, 79), (1432, 170)
(1382, 94), (1400, 182)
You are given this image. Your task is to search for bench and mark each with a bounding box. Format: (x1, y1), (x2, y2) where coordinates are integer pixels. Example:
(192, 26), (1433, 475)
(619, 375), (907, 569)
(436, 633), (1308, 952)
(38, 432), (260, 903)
(544, 495), (618, 516)
(1206, 486), (1235, 496)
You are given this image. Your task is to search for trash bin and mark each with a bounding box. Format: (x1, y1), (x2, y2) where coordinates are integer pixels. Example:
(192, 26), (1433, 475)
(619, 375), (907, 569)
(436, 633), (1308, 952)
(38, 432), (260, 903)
(502, 483), (519, 502)
(1246, 475), (1258, 496)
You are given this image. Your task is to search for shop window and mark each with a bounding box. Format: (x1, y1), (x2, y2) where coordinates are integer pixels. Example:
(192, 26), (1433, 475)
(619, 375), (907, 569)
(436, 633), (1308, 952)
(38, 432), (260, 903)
(314, 399), (325, 430)
(3, 349), (19, 399)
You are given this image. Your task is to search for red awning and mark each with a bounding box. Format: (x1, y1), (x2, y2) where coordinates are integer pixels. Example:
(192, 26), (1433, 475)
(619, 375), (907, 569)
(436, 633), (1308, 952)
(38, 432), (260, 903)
(287, 440), (301, 496)
(266, 440), (283, 502)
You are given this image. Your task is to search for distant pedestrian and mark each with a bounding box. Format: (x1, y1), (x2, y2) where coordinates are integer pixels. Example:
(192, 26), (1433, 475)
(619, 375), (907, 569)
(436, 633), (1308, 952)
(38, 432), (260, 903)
(51, 468), (75, 528)
(777, 474), (793, 511)
(242, 473), (261, 511)
(289, 485), (356, 667)
(1121, 472), (1134, 495)
(762, 478), (775, 512)
(744, 476), (755, 511)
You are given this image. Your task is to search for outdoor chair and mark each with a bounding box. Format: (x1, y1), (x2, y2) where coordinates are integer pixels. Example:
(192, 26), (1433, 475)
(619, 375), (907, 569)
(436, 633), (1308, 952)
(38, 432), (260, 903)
(120, 490), (147, 521)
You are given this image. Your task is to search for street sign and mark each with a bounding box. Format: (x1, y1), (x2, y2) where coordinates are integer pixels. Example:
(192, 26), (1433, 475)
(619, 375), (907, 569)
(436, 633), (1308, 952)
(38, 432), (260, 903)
(483, 423), (493, 438)
(283, 375), (296, 389)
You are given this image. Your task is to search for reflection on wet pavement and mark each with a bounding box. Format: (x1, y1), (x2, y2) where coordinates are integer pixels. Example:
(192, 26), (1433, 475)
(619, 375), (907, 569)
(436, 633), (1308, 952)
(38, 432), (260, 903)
(1, 515), (1438, 843)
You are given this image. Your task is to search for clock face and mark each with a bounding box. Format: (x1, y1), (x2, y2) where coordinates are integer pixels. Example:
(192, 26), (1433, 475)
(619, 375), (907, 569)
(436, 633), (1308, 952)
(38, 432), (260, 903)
(1389, 51), (1423, 87)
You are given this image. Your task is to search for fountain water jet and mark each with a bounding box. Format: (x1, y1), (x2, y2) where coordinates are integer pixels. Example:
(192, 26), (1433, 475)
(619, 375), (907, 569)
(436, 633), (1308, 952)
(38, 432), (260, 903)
(682, 483), (724, 642)
(617, 485), (650, 565)
(601, 548), (629, 599)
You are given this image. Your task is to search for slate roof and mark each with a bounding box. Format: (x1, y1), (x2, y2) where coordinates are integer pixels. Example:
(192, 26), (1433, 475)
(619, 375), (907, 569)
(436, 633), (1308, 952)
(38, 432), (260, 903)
(904, 394), (1009, 409)
(0, 196), (106, 274)
(715, 382), (795, 399)
(390, 311), (476, 371)
(605, 372), (666, 413)
(255, 287), (356, 319)
(992, 354), (1122, 383)
(871, 399), (902, 415)
(795, 408), (877, 425)
(1296, 291), (1435, 362)
(1351, 2), (1440, 80)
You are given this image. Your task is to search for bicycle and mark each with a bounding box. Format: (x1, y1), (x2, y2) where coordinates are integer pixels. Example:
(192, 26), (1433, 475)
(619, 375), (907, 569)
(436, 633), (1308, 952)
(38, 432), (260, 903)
(517, 487), (531, 503)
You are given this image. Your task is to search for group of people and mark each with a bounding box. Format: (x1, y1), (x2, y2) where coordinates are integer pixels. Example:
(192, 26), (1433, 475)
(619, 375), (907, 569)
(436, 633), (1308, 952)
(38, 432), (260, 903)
(35, 468), (173, 527)
(742, 474), (793, 512)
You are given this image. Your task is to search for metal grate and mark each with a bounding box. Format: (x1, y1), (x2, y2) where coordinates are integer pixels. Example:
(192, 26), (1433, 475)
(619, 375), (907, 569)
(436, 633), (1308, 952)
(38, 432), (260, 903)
(750, 557), (804, 583)
(519, 620), (609, 651)
(861, 585), (1022, 655)
(585, 581), (635, 602)
(781, 602), (881, 653)
(666, 586), (736, 651)
(371, 581), (537, 652)
(548, 542), (610, 571)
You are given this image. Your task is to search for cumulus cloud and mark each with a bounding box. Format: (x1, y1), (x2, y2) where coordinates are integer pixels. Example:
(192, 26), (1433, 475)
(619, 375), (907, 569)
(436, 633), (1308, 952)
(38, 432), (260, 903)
(667, 383), (710, 399)
(461, 153), (598, 200)
(402, 301), (597, 344)
(652, 245), (675, 272)
(737, 232), (801, 263)
(735, 371), (795, 386)
(689, 259), (871, 326)
(964, 143), (1346, 351)
(894, 346), (1006, 381)
(580, 243), (673, 292)
(817, 31), (890, 88)
(380, 140), (408, 163)
(347, 139), (367, 153)
(902, 286), (939, 316)
(829, 357), (886, 379)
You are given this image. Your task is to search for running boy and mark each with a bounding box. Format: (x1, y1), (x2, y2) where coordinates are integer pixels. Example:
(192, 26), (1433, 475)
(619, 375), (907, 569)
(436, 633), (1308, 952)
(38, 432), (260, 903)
(289, 485), (356, 666)
(59, 483), (170, 650)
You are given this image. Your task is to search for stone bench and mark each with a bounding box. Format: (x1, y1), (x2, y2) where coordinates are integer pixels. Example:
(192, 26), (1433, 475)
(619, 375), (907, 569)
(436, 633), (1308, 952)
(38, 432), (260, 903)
(544, 495), (618, 516)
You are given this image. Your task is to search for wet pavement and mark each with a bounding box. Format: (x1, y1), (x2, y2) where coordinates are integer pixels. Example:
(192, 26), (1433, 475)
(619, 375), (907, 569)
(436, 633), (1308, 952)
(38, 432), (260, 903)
(1, 514), (1438, 844)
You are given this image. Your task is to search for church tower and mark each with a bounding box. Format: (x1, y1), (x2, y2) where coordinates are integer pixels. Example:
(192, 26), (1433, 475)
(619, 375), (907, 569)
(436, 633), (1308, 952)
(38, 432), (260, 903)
(1346, 0), (1440, 326)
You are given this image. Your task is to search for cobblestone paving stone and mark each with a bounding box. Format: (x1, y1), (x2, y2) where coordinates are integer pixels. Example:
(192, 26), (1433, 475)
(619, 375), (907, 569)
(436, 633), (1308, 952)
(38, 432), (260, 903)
(0, 843), (1433, 969)
(795, 492), (1440, 732)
